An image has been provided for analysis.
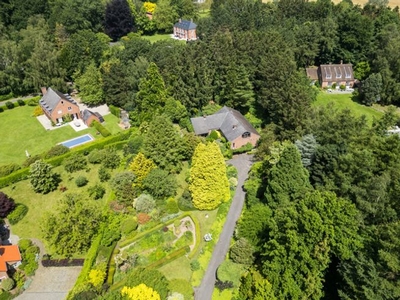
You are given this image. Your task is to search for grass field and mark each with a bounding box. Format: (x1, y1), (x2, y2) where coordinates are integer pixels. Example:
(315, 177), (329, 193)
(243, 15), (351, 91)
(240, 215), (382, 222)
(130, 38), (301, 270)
(0, 106), (122, 165)
(313, 92), (384, 125)
(141, 34), (172, 43)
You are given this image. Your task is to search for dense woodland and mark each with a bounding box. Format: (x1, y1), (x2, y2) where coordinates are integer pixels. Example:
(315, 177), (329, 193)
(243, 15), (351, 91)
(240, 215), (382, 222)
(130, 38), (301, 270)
(2, 0), (400, 299)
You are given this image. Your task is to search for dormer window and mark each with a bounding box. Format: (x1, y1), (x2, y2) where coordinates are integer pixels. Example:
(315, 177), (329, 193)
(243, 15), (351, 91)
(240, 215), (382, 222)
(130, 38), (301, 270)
(242, 132), (250, 138)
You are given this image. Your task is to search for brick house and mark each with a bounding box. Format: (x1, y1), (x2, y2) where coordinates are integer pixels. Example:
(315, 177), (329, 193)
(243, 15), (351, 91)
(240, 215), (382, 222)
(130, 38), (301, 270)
(81, 109), (104, 126)
(173, 19), (197, 41)
(191, 106), (260, 149)
(39, 87), (80, 124)
(0, 245), (22, 280)
(306, 63), (355, 88)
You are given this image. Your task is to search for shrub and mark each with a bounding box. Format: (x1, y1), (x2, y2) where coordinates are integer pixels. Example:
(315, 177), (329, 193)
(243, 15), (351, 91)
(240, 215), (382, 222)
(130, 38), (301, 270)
(230, 238), (254, 265)
(0, 93), (13, 101)
(45, 145), (70, 159)
(121, 218), (138, 236)
(134, 194), (155, 213)
(92, 120), (111, 137)
(28, 98), (39, 106)
(32, 106), (44, 116)
(75, 176), (88, 187)
(207, 130), (220, 141)
(226, 165), (238, 178)
(123, 136), (143, 155)
(87, 149), (103, 164)
(22, 154), (42, 168)
(109, 105), (120, 117)
(5, 101), (14, 109)
(166, 198), (179, 214)
(216, 260), (244, 286)
(101, 148), (120, 169)
(0, 107), (3, 113)
(88, 184), (105, 200)
(6, 203), (28, 225)
(64, 153), (87, 173)
(98, 166), (111, 182)
(190, 260), (200, 271)
(29, 160), (59, 194)
(17, 99), (25, 106)
(137, 213), (151, 225)
(0, 192), (15, 218)
(232, 142), (253, 154)
(178, 190), (194, 211)
(0, 278), (14, 291)
(0, 163), (20, 178)
(18, 239), (33, 252)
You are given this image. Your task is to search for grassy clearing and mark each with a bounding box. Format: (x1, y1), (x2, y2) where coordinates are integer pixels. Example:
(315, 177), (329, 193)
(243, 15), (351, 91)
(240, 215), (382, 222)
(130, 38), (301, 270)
(141, 34), (172, 43)
(0, 106), (121, 165)
(313, 92), (383, 125)
(1, 163), (112, 253)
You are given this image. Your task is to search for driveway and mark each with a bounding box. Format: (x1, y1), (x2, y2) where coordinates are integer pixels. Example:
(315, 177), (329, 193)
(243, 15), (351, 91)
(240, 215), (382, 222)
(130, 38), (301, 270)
(194, 154), (254, 300)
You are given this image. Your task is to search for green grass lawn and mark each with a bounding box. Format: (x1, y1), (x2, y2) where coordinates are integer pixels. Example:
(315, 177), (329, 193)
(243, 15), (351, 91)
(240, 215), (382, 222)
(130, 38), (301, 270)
(0, 106), (122, 165)
(1, 163), (111, 253)
(313, 92), (383, 125)
(141, 34), (172, 43)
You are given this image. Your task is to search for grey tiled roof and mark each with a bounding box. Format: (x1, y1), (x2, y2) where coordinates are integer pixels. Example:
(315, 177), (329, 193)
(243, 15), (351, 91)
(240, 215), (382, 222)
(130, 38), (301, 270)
(174, 20), (197, 30)
(39, 87), (77, 113)
(190, 106), (259, 141)
(81, 109), (104, 123)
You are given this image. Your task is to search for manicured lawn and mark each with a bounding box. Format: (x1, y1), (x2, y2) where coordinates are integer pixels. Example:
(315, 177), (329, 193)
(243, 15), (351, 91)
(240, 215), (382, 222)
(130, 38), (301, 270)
(141, 34), (172, 43)
(1, 163), (112, 253)
(0, 106), (122, 165)
(313, 92), (383, 125)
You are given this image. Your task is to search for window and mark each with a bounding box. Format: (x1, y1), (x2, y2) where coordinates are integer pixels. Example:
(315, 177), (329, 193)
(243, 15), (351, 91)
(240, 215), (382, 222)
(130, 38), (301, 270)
(242, 132), (251, 138)
(232, 143), (235, 149)
(68, 107), (72, 111)
(58, 110), (62, 114)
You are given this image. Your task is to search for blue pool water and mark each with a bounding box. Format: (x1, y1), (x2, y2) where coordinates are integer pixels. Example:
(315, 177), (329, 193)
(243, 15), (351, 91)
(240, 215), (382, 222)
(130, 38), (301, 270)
(60, 134), (94, 148)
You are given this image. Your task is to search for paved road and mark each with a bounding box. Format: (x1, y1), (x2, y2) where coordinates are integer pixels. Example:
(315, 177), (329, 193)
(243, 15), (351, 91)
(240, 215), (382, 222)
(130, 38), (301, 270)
(194, 154), (254, 300)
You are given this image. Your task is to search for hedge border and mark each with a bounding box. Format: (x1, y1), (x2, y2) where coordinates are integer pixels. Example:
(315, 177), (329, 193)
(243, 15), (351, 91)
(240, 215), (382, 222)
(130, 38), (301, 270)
(188, 214), (201, 259)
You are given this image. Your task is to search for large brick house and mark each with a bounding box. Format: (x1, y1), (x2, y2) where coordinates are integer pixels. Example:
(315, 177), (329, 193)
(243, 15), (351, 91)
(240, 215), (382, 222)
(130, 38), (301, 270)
(0, 245), (22, 280)
(191, 107), (260, 149)
(173, 19), (197, 41)
(39, 87), (80, 124)
(306, 63), (355, 88)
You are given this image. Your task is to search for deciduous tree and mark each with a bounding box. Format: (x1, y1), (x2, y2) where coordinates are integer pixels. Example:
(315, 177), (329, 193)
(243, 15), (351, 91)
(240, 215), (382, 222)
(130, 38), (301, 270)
(105, 0), (134, 41)
(29, 160), (59, 194)
(121, 283), (161, 300)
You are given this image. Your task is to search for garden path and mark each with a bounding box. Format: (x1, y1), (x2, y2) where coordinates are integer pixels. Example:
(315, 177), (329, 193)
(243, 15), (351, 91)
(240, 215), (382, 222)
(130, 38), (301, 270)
(194, 154), (254, 300)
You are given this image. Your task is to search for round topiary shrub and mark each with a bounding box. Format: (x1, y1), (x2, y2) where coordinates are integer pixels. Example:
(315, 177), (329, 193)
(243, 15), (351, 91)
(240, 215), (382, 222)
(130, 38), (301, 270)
(121, 218), (138, 236)
(17, 99), (25, 106)
(5, 101), (14, 109)
(45, 145), (70, 159)
(1, 278), (14, 291)
(75, 176), (88, 187)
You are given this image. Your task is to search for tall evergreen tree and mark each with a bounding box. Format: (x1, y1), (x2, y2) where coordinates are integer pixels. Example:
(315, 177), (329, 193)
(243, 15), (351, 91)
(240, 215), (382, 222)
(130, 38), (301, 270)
(189, 142), (230, 210)
(75, 62), (104, 105)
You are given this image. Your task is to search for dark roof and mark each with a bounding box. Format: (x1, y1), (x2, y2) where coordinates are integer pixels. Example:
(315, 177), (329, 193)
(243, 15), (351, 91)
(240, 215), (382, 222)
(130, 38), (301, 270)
(174, 19), (197, 30)
(39, 87), (77, 113)
(319, 64), (354, 82)
(190, 106), (259, 141)
(306, 67), (318, 81)
(81, 109), (103, 123)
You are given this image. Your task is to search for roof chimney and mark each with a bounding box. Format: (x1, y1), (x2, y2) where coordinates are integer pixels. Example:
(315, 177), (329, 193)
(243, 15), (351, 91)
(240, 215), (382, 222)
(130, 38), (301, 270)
(340, 60), (343, 64)
(179, 18), (182, 23)
(41, 87), (47, 95)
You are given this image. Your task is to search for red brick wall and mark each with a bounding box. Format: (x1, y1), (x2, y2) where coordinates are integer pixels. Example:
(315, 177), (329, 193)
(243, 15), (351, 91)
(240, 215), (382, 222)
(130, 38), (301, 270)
(231, 133), (260, 149)
(50, 101), (80, 123)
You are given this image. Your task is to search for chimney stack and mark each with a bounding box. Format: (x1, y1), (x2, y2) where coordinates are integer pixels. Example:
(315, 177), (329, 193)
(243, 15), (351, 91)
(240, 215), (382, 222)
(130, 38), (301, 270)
(179, 18), (182, 23)
(340, 60), (343, 64)
(41, 87), (47, 95)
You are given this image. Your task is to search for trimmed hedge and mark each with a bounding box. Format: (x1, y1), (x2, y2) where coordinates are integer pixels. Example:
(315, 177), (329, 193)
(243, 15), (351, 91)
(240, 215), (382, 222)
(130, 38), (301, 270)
(108, 105), (120, 117)
(7, 203), (28, 225)
(42, 259), (84, 267)
(188, 214), (201, 259)
(0, 168), (30, 189)
(232, 142), (253, 154)
(105, 242), (118, 285)
(147, 246), (190, 269)
(0, 93), (13, 101)
(92, 120), (111, 137)
(104, 141), (126, 150)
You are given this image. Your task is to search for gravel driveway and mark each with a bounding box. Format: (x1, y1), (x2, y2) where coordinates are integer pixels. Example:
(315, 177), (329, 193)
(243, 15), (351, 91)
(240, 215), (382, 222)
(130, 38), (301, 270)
(194, 154), (254, 300)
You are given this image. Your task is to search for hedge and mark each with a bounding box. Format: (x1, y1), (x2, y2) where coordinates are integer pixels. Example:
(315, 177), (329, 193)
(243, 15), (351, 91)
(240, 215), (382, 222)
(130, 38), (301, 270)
(42, 259), (84, 267)
(0, 168), (30, 189)
(104, 141), (127, 150)
(7, 203), (28, 225)
(232, 143), (253, 154)
(92, 120), (111, 137)
(147, 246), (190, 269)
(108, 105), (120, 117)
(188, 214), (201, 259)
(105, 242), (118, 286)
(0, 93), (13, 101)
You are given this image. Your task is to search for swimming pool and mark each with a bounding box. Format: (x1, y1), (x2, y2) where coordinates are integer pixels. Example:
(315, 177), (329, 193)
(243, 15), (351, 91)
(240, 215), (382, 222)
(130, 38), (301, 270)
(60, 134), (94, 148)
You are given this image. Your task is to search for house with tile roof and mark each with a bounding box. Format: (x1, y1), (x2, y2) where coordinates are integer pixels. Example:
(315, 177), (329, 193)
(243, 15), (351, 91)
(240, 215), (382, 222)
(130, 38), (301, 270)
(173, 19), (197, 41)
(191, 106), (260, 149)
(0, 245), (22, 280)
(81, 109), (104, 126)
(39, 87), (80, 124)
(306, 62), (355, 88)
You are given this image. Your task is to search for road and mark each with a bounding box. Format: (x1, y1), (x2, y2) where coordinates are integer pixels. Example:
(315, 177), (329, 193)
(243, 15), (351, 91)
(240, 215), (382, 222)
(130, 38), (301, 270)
(194, 154), (254, 300)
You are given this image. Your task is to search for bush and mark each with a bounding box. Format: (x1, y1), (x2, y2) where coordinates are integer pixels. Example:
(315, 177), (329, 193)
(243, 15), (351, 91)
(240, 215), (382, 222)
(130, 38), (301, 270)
(5, 101), (14, 109)
(64, 153), (87, 173)
(216, 260), (244, 286)
(230, 238), (254, 265)
(98, 166), (111, 182)
(0, 278), (14, 291)
(123, 135), (143, 155)
(32, 106), (44, 116)
(0, 93), (13, 101)
(121, 218), (138, 236)
(232, 142), (253, 154)
(190, 260), (200, 271)
(45, 145), (70, 159)
(134, 194), (155, 213)
(22, 154), (42, 168)
(137, 213), (151, 225)
(18, 239), (33, 252)
(0, 107), (3, 113)
(226, 165), (238, 179)
(92, 120), (111, 137)
(8, 203), (28, 225)
(0, 192), (15, 218)
(166, 198), (179, 214)
(87, 149), (103, 164)
(88, 184), (105, 200)
(0, 163), (21, 178)
(17, 99), (25, 106)
(75, 176), (88, 187)
(27, 97), (40, 106)
(178, 190), (194, 211)
(109, 105), (120, 117)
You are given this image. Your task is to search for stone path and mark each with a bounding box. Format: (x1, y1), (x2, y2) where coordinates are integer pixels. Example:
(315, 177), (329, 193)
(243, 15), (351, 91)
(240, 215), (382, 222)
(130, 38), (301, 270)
(194, 154), (254, 300)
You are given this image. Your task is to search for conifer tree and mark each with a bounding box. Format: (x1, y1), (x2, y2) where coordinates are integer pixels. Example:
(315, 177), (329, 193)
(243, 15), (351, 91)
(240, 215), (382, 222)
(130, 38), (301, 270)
(189, 142), (230, 210)
(129, 152), (156, 190)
